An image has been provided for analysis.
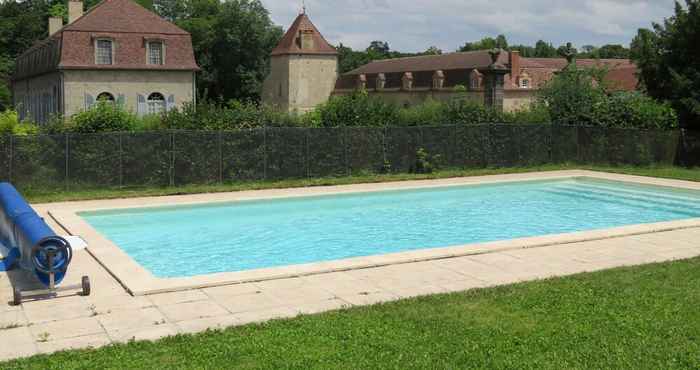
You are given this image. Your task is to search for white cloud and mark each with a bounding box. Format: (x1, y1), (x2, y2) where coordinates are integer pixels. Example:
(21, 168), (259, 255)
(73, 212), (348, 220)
(262, 0), (675, 52)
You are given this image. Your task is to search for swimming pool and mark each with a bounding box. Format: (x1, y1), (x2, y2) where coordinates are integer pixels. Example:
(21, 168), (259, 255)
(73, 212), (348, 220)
(79, 177), (700, 278)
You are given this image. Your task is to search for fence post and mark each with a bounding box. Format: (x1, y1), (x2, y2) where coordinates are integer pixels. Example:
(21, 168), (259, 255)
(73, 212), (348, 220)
(169, 131), (175, 187)
(118, 133), (123, 188)
(263, 127), (267, 180)
(218, 130), (223, 184)
(305, 128), (311, 179)
(576, 125), (582, 164)
(65, 133), (69, 191)
(344, 126), (350, 177)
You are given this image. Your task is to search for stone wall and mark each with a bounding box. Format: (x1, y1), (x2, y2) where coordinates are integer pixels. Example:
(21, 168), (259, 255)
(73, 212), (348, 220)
(12, 72), (62, 124)
(263, 54), (338, 113)
(63, 69), (195, 117)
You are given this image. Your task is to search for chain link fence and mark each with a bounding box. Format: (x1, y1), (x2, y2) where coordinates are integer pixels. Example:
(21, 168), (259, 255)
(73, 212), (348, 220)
(0, 124), (693, 192)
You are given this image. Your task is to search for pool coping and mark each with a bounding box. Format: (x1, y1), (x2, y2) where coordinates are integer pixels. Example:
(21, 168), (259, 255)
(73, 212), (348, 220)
(46, 170), (700, 296)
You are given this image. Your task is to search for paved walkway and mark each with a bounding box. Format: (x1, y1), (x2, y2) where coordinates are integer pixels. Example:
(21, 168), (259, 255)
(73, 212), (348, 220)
(1, 208), (699, 362)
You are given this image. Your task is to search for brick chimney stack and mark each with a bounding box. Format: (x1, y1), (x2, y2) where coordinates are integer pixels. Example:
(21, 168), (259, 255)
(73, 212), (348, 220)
(510, 50), (521, 80)
(68, 0), (84, 24)
(48, 17), (63, 36)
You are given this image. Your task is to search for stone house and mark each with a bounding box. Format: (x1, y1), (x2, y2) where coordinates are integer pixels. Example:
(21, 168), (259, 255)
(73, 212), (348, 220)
(262, 12), (338, 113)
(11, 0), (199, 123)
(333, 50), (639, 112)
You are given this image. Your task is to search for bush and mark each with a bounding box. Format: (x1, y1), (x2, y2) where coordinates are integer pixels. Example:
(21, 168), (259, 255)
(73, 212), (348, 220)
(443, 98), (506, 125)
(595, 92), (678, 129)
(68, 102), (138, 133)
(539, 65), (678, 129)
(160, 99), (301, 131)
(315, 90), (400, 127)
(0, 109), (38, 135)
(398, 100), (448, 126)
(538, 66), (607, 125)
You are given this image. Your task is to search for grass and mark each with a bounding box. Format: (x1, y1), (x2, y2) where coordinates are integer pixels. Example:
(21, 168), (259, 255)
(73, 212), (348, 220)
(5, 258), (700, 369)
(23, 164), (700, 203)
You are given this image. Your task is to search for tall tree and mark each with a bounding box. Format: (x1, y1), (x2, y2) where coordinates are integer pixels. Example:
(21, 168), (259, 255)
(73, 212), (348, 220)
(208, 0), (282, 101)
(534, 40), (558, 57)
(631, 0), (700, 128)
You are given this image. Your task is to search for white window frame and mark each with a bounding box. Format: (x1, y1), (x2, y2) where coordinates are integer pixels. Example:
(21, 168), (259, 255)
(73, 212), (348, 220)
(94, 38), (114, 65)
(147, 92), (166, 115)
(520, 78), (531, 89)
(146, 40), (166, 65)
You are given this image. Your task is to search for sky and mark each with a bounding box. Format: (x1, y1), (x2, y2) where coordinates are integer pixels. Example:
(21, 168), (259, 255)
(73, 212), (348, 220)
(260, 0), (676, 53)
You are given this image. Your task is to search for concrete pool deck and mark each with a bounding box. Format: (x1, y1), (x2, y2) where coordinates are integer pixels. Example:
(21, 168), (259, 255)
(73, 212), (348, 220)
(1, 170), (700, 360)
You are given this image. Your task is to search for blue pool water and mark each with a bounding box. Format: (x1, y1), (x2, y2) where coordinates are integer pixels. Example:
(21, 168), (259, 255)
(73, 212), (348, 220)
(80, 178), (700, 278)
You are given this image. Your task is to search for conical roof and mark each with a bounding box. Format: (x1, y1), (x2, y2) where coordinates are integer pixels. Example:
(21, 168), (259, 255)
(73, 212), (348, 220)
(271, 13), (337, 56)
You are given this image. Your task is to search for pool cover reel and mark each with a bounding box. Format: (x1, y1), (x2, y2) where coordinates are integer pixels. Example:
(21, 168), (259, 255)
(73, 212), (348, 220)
(0, 183), (71, 286)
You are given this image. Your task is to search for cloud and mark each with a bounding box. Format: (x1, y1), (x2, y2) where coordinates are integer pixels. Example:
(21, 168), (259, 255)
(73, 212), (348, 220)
(261, 0), (675, 52)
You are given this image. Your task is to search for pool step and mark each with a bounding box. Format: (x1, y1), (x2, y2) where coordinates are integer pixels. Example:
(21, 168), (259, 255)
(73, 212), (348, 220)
(553, 183), (700, 213)
(571, 181), (700, 205)
(542, 187), (700, 217)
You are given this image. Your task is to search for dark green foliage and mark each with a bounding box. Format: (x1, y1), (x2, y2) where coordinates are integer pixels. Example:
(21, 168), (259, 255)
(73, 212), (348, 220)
(538, 66), (678, 129)
(68, 102), (138, 133)
(159, 99), (300, 130)
(596, 92), (678, 129)
(413, 147), (441, 173)
(315, 90), (400, 127)
(631, 0), (700, 128)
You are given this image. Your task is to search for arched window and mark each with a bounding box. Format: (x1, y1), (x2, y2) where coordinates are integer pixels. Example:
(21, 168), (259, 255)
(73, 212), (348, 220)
(97, 92), (115, 103)
(147, 92), (166, 114)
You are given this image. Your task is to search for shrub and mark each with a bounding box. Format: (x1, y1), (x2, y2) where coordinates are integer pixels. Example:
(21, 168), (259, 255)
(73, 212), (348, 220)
(315, 90), (400, 127)
(538, 66), (607, 125)
(68, 102), (138, 133)
(161, 99), (301, 130)
(413, 147), (442, 173)
(398, 100), (448, 126)
(0, 109), (39, 135)
(539, 65), (678, 129)
(444, 98), (506, 124)
(595, 92), (678, 129)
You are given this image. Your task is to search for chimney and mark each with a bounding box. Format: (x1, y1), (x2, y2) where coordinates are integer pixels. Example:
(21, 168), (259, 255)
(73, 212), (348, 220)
(48, 17), (63, 36)
(68, 0), (84, 24)
(509, 50), (521, 80)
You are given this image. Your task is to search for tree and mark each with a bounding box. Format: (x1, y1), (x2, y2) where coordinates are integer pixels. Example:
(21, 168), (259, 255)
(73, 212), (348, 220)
(208, 0), (282, 101)
(424, 46), (442, 55)
(631, 0), (700, 128)
(495, 34), (508, 49)
(597, 44), (630, 59)
(534, 40), (558, 57)
(459, 37), (497, 52)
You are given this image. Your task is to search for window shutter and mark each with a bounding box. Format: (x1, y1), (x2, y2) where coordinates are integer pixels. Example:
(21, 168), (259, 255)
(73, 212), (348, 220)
(166, 94), (175, 111)
(84, 93), (94, 110)
(117, 94), (125, 107)
(137, 94), (146, 117)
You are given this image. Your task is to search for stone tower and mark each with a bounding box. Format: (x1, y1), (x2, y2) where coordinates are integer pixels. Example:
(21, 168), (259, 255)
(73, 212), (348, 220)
(262, 12), (338, 113)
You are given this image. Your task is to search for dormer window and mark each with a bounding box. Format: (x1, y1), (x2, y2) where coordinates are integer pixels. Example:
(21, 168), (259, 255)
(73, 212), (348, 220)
(518, 72), (532, 89)
(95, 39), (113, 65)
(147, 41), (164, 65)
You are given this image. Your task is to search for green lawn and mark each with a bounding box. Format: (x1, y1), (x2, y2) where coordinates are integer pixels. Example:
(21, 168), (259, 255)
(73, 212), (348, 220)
(5, 258), (700, 369)
(24, 164), (700, 203)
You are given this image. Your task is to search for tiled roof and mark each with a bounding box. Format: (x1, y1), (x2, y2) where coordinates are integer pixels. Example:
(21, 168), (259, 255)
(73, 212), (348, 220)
(63, 0), (189, 34)
(271, 13), (338, 56)
(13, 0), (198, 80)
(345, 50), (508, 75)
